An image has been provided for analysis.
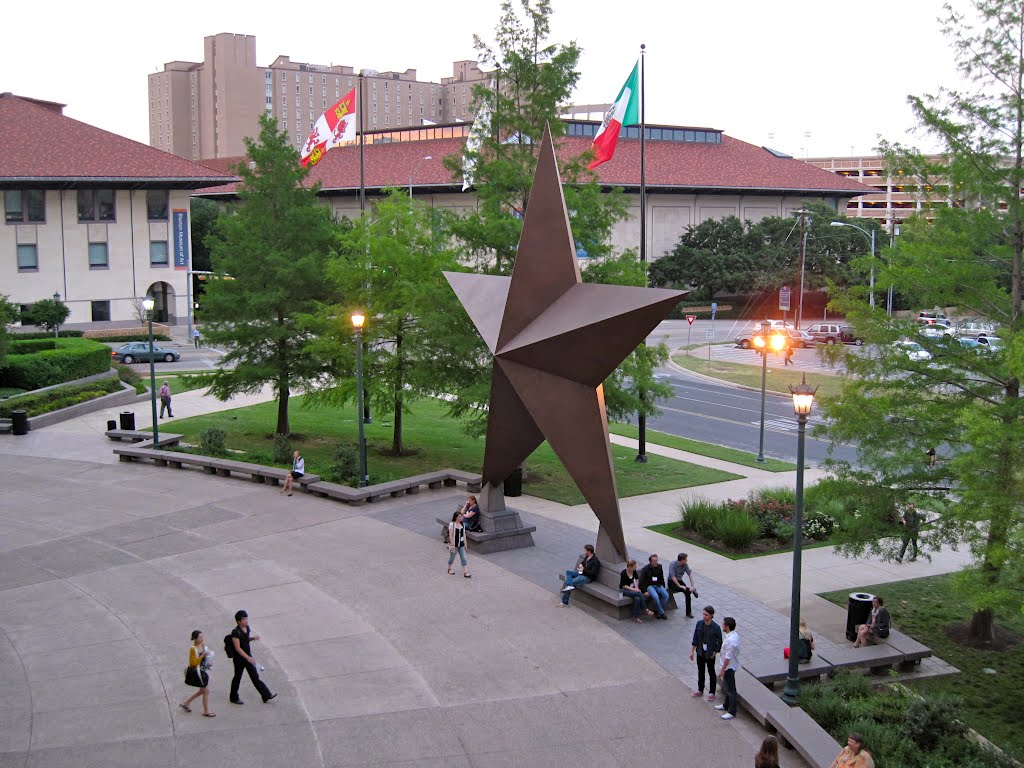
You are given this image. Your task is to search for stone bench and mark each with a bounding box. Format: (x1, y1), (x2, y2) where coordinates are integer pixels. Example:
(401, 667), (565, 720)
(734, 668), (790, 728)
(554, 572), (677, 620)
(106, 429), (182, 447)
(823, 643), (907, 676)
(306, 480), (370, 505)
(885, 629), (933, 670)
(767, 706), (842, 768)
(743, 656), (835, 689)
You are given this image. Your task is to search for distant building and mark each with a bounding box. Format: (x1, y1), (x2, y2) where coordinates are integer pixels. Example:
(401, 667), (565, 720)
(197, 120), (874, 260)
(148, 33), (495, 161)
(1, 93), (234, 327)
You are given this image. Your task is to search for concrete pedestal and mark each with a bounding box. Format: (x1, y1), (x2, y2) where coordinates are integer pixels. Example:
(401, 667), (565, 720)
(466, 482), (536, 553)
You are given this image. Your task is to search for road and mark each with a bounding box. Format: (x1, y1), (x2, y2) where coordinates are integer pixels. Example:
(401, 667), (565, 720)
(105, 339), (226, 375)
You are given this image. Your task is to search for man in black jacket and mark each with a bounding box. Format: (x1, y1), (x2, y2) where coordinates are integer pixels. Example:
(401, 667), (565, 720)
(688, 605), (723, 701)
(229, 610), (276, 705)
(561, 544), (601, 605)
(639, 553), (670, 620)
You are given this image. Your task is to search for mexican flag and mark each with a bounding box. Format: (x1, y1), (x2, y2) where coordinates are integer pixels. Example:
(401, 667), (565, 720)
(301, 87), (358, 167)
(588, 62), (639, 170)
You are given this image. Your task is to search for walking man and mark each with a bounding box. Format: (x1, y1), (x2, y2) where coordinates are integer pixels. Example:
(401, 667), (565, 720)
(561, 544), (600, 606)
(229, 610), (276, 705)
(689, 605), (723, 701)
(668, 552), (697, 618)
(158, 381), (173, 418)
(716, 616), (740, 719)
(896, 503), (921, 563)
(640, 553), (670, 620)
(193, 327), (201, 348)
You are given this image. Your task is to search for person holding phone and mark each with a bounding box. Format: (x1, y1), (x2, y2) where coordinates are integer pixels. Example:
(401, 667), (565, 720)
(560, 544), (600, 606)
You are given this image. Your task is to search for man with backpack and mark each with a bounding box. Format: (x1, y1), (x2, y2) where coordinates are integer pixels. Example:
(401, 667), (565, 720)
(226, 610), (276, 705)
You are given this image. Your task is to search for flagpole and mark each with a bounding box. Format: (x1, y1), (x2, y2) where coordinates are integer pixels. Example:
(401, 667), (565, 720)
(636, 44), (648, 464)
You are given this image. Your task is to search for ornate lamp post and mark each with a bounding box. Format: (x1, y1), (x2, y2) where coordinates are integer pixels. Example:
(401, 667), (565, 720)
(351, 311), (369, 487)
(781, 374), (817, 705)
(754, 320), (787, 463)
(142, 296), (159, 448)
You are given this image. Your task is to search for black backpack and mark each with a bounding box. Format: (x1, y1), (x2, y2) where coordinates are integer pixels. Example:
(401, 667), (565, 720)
(223, 632), (235, 659)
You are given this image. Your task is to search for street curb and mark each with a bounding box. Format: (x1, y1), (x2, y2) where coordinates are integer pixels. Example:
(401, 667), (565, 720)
(666, 355), (790, 399)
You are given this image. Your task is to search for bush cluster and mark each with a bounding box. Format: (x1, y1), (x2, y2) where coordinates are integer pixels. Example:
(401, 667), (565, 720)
(332, 442), (360, 485)
(677, 485), (836, 550)
(0, 338), (113, 390)
(91, 333), (172, 343)
(199, 426), (228, 456)
(271, 433), (293, 465)
(8, 330), (84, 340)
(800, 672), (1005, 768)
(0, 377), (122, 417)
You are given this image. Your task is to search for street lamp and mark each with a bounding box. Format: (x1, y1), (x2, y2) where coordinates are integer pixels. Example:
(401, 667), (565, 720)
(781, 374), (817, 705)
(409, 155), (433, 198)
(351, 311), (369, 488)
(142, 295), (159, 448)
(830, 221), (877, 311)
(753, 320), (786, 463)
(52, 292), (61, 339)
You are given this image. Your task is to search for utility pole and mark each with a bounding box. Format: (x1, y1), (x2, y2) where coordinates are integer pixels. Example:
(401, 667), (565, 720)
(795, 209), (810, 330)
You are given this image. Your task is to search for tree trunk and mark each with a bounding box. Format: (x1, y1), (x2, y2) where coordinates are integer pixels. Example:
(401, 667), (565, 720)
(969, 608), (995, 643)
(392, 321), (404, 455)
(276, 380), (290, 436)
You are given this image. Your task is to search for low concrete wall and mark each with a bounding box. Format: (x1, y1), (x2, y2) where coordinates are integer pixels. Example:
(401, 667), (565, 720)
(0, 379), (146, 433)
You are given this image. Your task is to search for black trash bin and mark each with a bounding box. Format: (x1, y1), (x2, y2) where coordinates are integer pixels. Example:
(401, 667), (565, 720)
(846, 592), (875, 641)
(503, 466), (523, 497)
(106, 419), (117, 431)
(119, 411), (136, 431)
(11, 410), (29, 436)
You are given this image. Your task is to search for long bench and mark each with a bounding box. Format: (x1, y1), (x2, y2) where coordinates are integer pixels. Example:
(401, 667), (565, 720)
(552, 572), (677, 620)
(821, 643), (907, 676)
(743, 656), (834, 689)
(734, 668), (790, 727)
(767, 706), (842, 768)
(106, 429), (182, 447)
(885, 629), (933, 670)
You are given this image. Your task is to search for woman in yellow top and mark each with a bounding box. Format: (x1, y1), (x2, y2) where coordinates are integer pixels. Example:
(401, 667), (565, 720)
(831, 732), (874, 768)
(180, 630), (216, 717)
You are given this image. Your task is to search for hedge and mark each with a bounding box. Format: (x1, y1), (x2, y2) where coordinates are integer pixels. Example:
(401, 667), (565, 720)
(0, 338), (112, 390)
(8, 330), (84, 340)
(8, 339), (60, 354)
(0, 376), (123, 418)
(93, 333), (172, 343)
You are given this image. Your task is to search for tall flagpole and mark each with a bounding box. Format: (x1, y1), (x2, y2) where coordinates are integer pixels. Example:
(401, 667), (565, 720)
(636, 44), (649, 464)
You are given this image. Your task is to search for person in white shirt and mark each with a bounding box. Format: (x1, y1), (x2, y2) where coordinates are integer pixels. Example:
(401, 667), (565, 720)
(281, 450), (304, 496)
(716, 616), (740, 720)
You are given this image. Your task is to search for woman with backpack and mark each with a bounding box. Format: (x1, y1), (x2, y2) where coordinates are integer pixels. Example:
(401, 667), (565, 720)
(180, 629), (215, 717)
(447, 510), (471, 578)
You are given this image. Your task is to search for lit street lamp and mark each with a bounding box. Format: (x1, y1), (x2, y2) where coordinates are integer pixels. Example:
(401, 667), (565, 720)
(781, 374), (817, 705)
(830, 221), (877, 311)
(52, 292), (61, 339)
(351, 311), (369, 487)
(409, 155), (433, 198)
(753, 320), (787, 463)
(142, 296), (159, 448)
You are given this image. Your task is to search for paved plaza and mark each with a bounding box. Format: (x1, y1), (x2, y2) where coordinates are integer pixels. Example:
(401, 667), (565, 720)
(0, 381), (969, 767)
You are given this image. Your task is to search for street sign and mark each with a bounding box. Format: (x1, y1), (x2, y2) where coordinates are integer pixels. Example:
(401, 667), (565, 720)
(704, 329), (715, 340)
(686, 315), (696, 325)
(780, 287), (792, 312)
(711, 302), (718, 320)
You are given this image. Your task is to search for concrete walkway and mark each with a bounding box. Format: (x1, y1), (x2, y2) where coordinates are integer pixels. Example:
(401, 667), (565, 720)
(0, 386), (968, 767)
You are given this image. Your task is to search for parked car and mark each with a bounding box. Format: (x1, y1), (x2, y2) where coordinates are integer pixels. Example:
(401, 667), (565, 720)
(917, 311), (949, 325)
(894, 340), (932, 361)
(919, 323), (954, 340)
(956, 321), (997, 339)
(957, 337), (983, 351)
(780, 328), (814, 348)
(734, 326), (791, 349)
(977, 335), (1004, 351)
(804, 322), (862, 345)
(111, 341), (180, 364)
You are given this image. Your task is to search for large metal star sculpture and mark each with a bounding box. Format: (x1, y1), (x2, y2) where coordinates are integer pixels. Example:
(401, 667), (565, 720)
(445, 124), (685, 563)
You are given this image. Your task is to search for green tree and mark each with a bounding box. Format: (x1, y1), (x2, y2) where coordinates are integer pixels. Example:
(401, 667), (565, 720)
(320, 191), (463, 455)
(0, 295), (19, 368)
(26, 297), (70, 335)
(189, 197), (220, 273)
(822, 0), (1024, 641)
(648, 216), (756, 298)
(200, 114), (339, 436)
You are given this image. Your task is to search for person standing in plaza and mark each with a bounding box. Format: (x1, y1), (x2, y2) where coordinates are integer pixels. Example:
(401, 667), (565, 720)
(561, 544), (600, 605)
(229, 610), (276, 705)
(447, 510), (471, 578)
(689, 605), (723, 701)
(668, 552), (697, 618)
(896, 503), (921, 563)
(639, 553), (670, 620)
(180, 629), (215, 717)
(716, 616), (740, 719)
(158, 381), (173, 418)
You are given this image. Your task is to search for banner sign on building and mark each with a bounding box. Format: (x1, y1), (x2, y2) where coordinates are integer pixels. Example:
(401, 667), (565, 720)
(173, 209), (190, 271)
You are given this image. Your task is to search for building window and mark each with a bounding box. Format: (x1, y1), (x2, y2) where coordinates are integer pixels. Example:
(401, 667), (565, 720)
(309, 86), (313, 95)
(5, 190), (45, 223)
(88, 242), (109, 269)
(322, 100), (326, 109)
(265, 70), (272, 80)
(146, 190), (168, 220)
(296, 85), (300, 94)
(78, 190), (115, 222)
(91, 300), (110, 322)
(150, 240), (168, 266)
(322, 76), (326, 85)
(16, 244), (38, 271)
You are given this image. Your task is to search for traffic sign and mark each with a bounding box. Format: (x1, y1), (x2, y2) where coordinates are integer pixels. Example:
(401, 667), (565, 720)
(686, 315), (696, 325)
(779, 287), (791, 312)
(704, 329), (715, 340)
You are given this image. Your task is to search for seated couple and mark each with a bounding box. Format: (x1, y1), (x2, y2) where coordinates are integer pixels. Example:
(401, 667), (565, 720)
(620, 554), (672, 621)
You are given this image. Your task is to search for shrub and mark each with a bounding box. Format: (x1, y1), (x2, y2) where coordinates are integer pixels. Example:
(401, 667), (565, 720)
(271, 433), (293, 465)
(804, 508), (836, 540)
(333, 442), (360, 484)
(115, 364), (140, 385)
(89, 333), (171, 343)
(716, 504), (759, 548)
(678, 497), (721, 538)
(904, 695), (966, 752)
(8, 330), (84, 339)
(0, 376), (122, 417)
(0, 338), (111, 389)
(8, 339), (58, 354)
(199, 426), (227, 456)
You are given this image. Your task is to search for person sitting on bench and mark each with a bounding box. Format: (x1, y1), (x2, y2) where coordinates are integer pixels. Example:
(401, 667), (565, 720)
(854, 596), (890, 647)
(668, 552), (698, 618)
(460, 495), (482, 532)
(561, 544), (600, 606)
(640, 553), (670, 620)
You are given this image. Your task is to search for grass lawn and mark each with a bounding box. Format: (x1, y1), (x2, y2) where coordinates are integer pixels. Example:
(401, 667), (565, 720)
(0, 387), (27, 399)
(158, 373), (211, 395)
(819, 574), (1024, 760)
(609, 422), (796, 471)
(165, 396), (743, 505)
(671, 353), (846, 399)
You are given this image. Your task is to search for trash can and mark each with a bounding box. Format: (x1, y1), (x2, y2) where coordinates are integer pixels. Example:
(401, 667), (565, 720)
(503, 466), (523, 497)
(846, 592), (875, 641)
(119, 411), (136, 431)
(106, 419), (117, 431)
(11, 410), (29, 436)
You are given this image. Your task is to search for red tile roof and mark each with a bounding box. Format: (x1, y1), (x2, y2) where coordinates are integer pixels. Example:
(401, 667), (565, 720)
(0, 93), (236, 188)
(197, 129), (873, 198)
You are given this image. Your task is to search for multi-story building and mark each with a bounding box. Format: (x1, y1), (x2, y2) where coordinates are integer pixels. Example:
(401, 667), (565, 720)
(1, 93), (234, 327)
(149, 33), (493, 160)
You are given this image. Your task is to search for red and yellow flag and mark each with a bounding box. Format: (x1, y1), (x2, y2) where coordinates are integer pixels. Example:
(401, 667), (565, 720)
(300, 87), (358, 167)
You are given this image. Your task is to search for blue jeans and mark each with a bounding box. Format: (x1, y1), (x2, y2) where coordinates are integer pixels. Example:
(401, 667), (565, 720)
(448, 546), (467, 567)
(562, 571), (590, 604)
(647, 585), (669, 615)
(622, 588), (646, 617)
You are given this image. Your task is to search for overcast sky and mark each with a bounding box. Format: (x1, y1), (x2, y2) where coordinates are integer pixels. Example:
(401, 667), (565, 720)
(2, 0), (968, 158)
